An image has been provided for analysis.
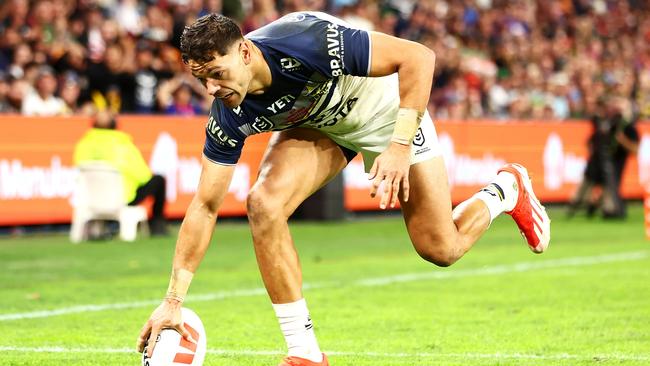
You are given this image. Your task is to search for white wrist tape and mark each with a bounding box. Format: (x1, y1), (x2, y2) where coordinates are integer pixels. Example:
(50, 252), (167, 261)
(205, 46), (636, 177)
(165, 268), (194, 303)
(391, 108), (424, 145)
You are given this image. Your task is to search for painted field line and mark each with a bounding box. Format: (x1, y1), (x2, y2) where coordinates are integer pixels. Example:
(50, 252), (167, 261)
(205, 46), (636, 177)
(1, 251), (647, 322)
(0, 346), (648, 362)
(354, 250), (649, 286)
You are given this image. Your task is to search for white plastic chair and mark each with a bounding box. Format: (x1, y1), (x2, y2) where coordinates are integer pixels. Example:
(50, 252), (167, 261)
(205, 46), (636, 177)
(70, 162), (149, 243)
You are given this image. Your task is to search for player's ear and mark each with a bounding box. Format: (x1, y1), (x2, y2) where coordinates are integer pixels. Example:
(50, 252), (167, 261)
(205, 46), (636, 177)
(240, 41), (252, 65)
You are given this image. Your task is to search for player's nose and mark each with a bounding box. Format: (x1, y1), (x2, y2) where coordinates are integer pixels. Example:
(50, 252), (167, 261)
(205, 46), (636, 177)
(205, 79), (221, 96)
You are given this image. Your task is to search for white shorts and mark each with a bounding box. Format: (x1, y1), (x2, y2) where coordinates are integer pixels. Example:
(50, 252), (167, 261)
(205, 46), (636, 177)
(314, 74), (442, 172)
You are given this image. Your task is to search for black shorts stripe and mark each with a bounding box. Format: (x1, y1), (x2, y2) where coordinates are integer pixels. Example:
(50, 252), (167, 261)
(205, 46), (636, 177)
(337, 144), (358, 163)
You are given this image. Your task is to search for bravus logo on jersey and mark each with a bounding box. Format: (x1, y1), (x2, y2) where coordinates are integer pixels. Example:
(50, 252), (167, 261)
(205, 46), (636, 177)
(326, 23), (343, 77)
(206, 115), (238, 147)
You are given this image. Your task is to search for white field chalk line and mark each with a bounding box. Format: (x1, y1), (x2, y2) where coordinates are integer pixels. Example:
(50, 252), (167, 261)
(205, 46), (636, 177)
(1, 251), (647, 322)
(354, 250), (649, 286)
(0, 346), (649, 362)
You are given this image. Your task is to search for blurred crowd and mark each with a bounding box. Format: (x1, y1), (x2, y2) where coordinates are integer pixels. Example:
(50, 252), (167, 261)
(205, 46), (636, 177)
(0, 0), (649, 121)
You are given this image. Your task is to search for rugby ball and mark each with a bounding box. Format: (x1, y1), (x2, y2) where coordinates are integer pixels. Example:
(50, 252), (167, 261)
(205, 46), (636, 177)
(142, 307), (207, 366)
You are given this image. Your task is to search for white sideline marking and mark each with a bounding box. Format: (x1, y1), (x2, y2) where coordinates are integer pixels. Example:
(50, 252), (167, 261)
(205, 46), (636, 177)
(354, 251), (649, 286)
(1, 251), (647, 322)
(0, 346), (648, 362)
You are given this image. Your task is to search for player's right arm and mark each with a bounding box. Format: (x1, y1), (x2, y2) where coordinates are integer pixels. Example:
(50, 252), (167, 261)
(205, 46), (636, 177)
(136, 157), (235, 357)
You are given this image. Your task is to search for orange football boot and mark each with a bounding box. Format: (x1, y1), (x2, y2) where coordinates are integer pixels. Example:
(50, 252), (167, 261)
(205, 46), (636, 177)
(498, 163), (551, 253)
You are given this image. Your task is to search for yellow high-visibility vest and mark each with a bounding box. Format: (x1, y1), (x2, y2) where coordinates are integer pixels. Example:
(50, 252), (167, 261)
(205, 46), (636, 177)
(73, 128), (152, 203)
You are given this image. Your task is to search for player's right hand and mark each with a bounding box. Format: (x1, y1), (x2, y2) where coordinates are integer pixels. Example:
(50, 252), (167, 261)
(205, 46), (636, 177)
(368, 142), (411, 209)
(136, 299), (194, 357)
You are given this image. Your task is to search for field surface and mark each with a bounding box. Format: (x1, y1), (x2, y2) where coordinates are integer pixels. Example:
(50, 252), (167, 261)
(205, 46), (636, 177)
(1, 205), (649, 365)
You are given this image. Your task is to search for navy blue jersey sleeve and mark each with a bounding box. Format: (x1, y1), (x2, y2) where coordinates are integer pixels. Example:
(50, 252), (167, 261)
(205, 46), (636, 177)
(247, 12), (371, 78)
(203, 102), (246, 165)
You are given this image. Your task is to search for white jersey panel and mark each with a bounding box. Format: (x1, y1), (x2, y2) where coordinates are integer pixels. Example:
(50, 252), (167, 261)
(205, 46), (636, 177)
(314, 74), (441, 171)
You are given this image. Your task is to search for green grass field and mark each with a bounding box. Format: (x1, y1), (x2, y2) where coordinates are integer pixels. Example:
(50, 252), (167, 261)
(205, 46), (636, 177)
(1, 204), (649, 366)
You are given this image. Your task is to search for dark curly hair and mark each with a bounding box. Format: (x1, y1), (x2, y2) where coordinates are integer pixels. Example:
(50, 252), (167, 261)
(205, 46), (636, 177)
(180, 14), (243, 64)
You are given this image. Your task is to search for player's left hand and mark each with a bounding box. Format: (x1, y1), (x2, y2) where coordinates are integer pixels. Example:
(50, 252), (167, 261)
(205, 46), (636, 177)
(369, 142), (411, 209)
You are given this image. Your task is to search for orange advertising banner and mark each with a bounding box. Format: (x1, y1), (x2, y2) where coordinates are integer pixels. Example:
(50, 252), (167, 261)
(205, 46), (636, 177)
(1, 117), (649, 225)
(343, 120), (650, 210)
(0, 115), (270, 225)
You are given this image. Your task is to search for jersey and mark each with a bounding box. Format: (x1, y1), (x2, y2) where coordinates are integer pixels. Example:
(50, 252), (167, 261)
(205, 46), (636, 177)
(203, 12), (373, 165)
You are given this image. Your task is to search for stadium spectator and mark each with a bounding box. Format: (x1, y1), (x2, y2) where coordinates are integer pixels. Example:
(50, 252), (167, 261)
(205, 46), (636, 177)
(51, 42), (89, 93)
(73, 110), (169, 235)
(567, 98), (610, 218)
(0, 71), (10, 112)
(241, 0), (279, 34)
(133, 41), (171, 113)
(4, 77), (29, 112)
(338, 1), (377, 31)
(86, 42), (137, 112)
(0, 0), (648, 119)
(59, 71), (93, 115)
(114, 0), (143, 36)
(638, 69), (650, 120)
(568, 96), (640, 218)
(21, 65), (66, 116)
(7, 43), (33, 80)
(156, 74), (206, 116)
(605, 98), (640, 218)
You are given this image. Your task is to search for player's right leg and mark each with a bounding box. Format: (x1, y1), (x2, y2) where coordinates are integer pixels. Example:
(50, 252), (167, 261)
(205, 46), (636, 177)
(399, 158), (550, 267)
(247, 128), (350, 366)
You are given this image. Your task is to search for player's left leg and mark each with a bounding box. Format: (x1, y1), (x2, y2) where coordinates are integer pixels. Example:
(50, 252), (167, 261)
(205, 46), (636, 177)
(400, 157), (550, 266)
(398, 156), (488, 266)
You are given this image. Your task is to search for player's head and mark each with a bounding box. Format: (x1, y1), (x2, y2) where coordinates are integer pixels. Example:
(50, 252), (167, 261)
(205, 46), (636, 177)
(181, 14), (251, 108)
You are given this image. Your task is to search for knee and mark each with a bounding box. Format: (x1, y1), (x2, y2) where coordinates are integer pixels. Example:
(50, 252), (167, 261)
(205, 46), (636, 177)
(411, 234), (460, 267)
(246, 187), (284, 225)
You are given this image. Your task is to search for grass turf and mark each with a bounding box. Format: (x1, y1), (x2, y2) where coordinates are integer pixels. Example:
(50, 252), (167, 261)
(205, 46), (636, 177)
(1, 204), (649, 365)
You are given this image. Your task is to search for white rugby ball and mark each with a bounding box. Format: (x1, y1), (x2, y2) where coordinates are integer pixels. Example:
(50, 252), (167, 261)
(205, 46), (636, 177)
(142, 307), (207, 366)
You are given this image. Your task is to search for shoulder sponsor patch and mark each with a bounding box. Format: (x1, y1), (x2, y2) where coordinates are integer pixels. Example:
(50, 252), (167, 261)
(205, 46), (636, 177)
(206, 115), (238, 147)
(280, 58), (302, 72)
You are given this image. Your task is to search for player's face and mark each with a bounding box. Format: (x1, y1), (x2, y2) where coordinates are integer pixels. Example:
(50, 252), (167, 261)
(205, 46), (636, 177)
(189, 42), (251, 108)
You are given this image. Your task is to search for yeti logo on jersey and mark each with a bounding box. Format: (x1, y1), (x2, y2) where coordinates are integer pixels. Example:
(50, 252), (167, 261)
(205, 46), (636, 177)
(252, 116), (274, 132)
(280, 58), (302, 71)
(207, 116), (238, 147)
(413, 127), (425, 147)
(326, 23), (343, 77)
(267, 94), (296, 114)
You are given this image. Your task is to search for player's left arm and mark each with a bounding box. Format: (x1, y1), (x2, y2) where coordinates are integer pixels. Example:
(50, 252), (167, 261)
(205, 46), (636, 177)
(366, 32), (436, 209)
(367, 32), (436, 113)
